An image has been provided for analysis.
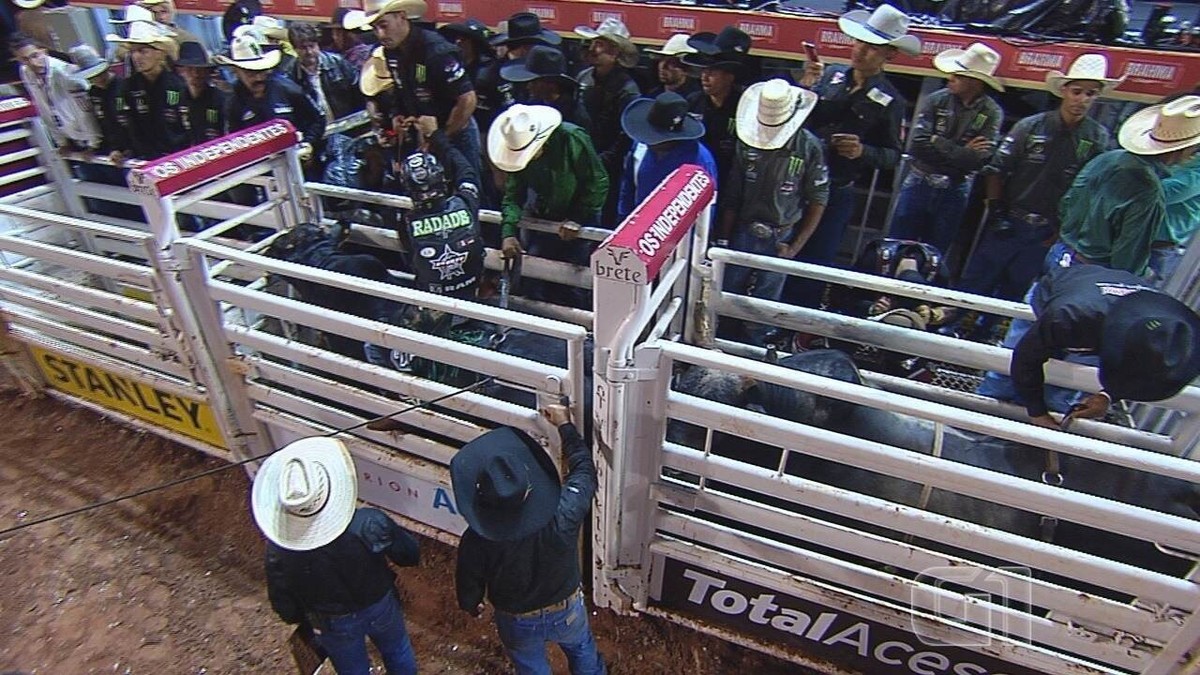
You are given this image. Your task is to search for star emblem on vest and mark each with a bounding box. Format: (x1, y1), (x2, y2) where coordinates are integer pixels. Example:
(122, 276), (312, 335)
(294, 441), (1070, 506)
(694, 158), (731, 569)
(429, 245), (469, 280)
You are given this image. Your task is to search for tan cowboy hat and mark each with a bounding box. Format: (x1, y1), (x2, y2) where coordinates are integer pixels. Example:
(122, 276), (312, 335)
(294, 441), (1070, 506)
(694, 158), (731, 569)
(646, 33), (696, 57)
(360, 46), (392, 97)
(1119, 96), (1200, 155)
(735, 78), (818, 151)
(574, 17), (638, 68)
(488, 104), (562, 173)
(213, 33), (282, 70)
(251, 437), (358, 551)
(838, 5), (920, 57)
(344, 0), (426, 30)
(111, 4), (161, 26)
(933, 42), (1005, 92)
(248, 15), (288, 41)
(105, 20), (176, 48)
(1045, 53), (1124, 97)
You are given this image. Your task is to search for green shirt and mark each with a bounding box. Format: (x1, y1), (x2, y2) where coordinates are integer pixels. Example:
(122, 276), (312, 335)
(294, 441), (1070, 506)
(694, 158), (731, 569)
(500, 123), (609, 238)
(1058, 149), (1167, 275)
(1160, 154), (1200, 245)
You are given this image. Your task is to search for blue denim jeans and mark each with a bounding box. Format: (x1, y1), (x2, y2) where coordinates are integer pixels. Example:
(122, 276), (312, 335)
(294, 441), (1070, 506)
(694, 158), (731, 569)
(975, 282), (1095, 414)
(723, 223), (794, 346)
(785, 182), (856, 308)
(313, 591), (417, 675)
(494, 591), (605, 675)
(887, 171), (972, 254)
(958, 219), (1053, 302)
(450, 117), (482, 185)
(1146, 245), (1185, 288)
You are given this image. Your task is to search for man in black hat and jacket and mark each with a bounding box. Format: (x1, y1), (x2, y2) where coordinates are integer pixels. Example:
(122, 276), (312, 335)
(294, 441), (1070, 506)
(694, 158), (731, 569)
(175, 41), (226, 145)
(683, 26), (751, 220)
(439, 19), (502, 132)
(501, 45), (591, 131)
(452, 405), (605, 675)
(977, 264), (1200, 428)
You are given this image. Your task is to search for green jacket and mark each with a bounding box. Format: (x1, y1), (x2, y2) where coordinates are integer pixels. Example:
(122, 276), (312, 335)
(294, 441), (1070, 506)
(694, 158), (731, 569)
(500, 123), (609, 238)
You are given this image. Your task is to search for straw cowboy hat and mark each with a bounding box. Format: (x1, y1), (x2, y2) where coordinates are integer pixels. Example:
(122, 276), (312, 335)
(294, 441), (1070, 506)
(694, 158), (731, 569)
(933, 43), (1005, 92)
(251, 437), (358, 551)
(488, 104), (563, 172)
(622, 92), (704, 146)
(837, 4), (921, 57)
(344, 0), (426, 30)
(1045, 53), (1125, 97)
(68, 44), (109, 79)
(490, 11), (561, 47)
(735, 78), (819, 151)
(106, 20), (177, 49)
(647, 33), (696, 57)
(360, 46), (392, 96)
(1118, 95), (1200, 155)
(214, 33), (282, 70)
(1100, 290), (1200, 402)
(13, 0), (45, 10)
(449, 427), (561, 542)
(111, 4), (160, 25)
(574, 17), (638, 68)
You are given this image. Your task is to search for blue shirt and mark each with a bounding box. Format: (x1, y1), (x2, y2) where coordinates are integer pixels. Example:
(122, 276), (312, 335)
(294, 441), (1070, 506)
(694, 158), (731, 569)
(616, 139), (718, 223)
(1160, 154), (1200, 245)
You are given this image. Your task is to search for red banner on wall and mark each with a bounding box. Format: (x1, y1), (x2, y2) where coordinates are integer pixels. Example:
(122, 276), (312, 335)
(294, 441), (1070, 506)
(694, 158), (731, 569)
(74, 0), (1200, 101)
(0, 98), (38, 127)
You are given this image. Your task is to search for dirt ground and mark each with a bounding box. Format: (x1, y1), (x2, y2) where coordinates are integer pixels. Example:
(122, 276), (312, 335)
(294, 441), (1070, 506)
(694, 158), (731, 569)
(0, 385), (810, 674)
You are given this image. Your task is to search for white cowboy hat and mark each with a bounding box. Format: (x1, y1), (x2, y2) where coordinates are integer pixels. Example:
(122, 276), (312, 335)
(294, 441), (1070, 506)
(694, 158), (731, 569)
(838, 5), (920, 57)
(13, 0), (45, 9)
(105, 20), (177, 48)
(735, 78), (818, 151)
(933, 43), (1005, 92)
(1119, 96), (1200, 156)
(1045, 53), (1124, 97)
(340, 9), (373, 32)
(251, 437), (358, 551)
(574, 17), (638, 68)
(213, 33), (282, 70)
(360, 46), (392, 97)
(344, 0), (427, 30)
(249, 15), (288, 41)
(647, 33), (696, 57)
(111, 4), (165, 26)
(487, 104), (563, 173)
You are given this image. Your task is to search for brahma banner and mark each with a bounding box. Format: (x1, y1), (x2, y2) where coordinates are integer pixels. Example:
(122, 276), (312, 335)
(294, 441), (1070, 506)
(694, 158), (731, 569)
(127, 120), (297, 198)
(593, 164), (714, 286)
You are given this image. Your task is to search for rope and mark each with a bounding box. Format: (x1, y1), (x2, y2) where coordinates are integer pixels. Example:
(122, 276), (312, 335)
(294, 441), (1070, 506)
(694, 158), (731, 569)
(0, 376), (495, 539)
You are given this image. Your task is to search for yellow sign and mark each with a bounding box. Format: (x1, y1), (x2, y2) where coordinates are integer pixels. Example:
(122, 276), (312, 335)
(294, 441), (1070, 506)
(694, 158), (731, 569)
(31, 347), (226, 448)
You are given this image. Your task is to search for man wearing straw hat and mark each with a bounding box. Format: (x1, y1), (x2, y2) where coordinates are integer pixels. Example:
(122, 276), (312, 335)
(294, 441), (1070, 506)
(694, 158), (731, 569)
(889, 42), (1004, 255)
(136, 0), (201, 46)
(958, 54), (1118, 332)
(646, 33), (698, 99)
(719, 78), (827, 346)
(255, 437), (421, 674)
(107, 20), (190, 161)
(575, 17), (641, 226)
(1054, 95), (1200, 276)
(452, 405), (605, 674)
(347, 0), (480, 177)
(218, 34), (324, 168)
(793, 4), (916, 307)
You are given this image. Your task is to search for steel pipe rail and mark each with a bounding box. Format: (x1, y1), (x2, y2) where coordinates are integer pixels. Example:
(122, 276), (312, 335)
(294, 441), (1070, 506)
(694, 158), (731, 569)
(0, 266), (161, 324)
(0, 202), (155, 241)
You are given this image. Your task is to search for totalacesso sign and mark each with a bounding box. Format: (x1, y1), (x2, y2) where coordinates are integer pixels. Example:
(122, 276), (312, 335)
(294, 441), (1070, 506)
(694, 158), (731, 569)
(127, 120), (297, 198)
(655, 559), (1045, 675)
(592, 165), (714, 285)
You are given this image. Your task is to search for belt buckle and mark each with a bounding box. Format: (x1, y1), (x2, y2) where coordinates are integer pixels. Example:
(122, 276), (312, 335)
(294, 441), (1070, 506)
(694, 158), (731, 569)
(748, 222), (774, 239)
(1024, 212), (1048, 226)
(926, 173), (951, 189)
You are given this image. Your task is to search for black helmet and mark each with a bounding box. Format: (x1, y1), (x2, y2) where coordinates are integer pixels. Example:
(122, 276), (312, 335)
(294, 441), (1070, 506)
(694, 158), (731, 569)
(399, 151), (447, 211)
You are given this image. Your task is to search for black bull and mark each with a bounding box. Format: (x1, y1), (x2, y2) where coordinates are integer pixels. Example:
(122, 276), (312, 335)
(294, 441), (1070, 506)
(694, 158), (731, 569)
(670, 349), (1200, 592)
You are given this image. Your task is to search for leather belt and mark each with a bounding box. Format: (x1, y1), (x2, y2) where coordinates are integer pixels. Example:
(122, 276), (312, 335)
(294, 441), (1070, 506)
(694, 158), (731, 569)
(910, 164), (966, 187)
(1010, 209), (1051, 227)
(505, 588), (582, 618)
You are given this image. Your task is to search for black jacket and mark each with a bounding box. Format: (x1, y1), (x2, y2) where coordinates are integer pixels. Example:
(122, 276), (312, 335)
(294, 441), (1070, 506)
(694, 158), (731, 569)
(227, 77), (325, 152)
(288, 51), (364, 121)
(119, 69), (190, 159)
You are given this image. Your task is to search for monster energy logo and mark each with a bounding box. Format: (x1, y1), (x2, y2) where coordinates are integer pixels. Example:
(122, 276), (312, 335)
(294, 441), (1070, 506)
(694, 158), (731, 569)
(1076, 139), (1094, 161)
(167, 90), (180, 105)
(787, 156), (804, 175)
(416, 64), (426, 83)
(206, 108), (218, 124)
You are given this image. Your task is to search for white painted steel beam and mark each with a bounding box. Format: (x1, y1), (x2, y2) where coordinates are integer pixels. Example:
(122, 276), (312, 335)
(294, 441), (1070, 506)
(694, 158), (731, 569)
(661, 442), (1199, 607)
(0, 203), (154, 241)
(0, 237), (154, 285)
(0, 266), (160, 324)
(0, 286), (172, 351)
(661, 341), (1200, 485)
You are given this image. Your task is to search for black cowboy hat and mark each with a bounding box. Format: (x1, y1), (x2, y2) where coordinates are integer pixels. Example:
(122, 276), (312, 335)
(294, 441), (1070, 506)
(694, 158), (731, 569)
(490, 12), (561, 47)
(682, 26), (751, 71)
(450, 427), (561, 541)
(438, 18), (494, 53)
(222, 0), (262, 43)
(175, 41), (214, 68)
(621, 92), (704, 146)
(500, 45), (576, 86)
(1099, 290), (1200, 402)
